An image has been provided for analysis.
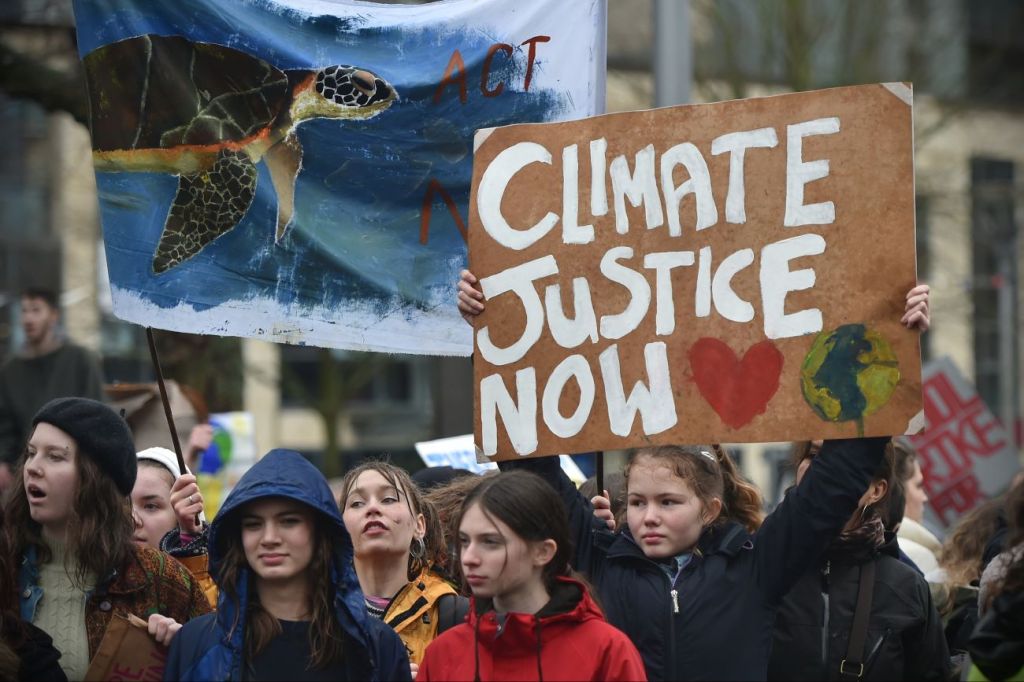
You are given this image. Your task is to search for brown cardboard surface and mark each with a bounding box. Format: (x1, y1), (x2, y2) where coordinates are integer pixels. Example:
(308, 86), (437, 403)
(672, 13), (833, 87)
(470, 84), (921, 461)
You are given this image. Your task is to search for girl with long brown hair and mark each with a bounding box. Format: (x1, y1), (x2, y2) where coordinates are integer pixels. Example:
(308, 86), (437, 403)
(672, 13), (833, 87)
(165, 449), (410, 681)
(9, 398), (210, 680)
(339, 462), (469, 671)
(418, 470), (646, 681)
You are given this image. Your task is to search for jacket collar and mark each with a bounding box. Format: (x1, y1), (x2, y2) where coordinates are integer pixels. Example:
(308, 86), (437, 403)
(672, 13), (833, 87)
(20, 543), (150, 597)
(97, 545), (150, 596)
(468, 576), (598, 629)
(385, 568), (456, 632)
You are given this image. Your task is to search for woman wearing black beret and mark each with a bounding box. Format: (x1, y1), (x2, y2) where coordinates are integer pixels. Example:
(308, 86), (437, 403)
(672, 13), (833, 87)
(6, 397), (211, 680)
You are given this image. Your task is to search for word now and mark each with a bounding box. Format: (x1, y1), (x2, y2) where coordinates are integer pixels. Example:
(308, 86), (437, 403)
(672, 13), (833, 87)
(477, 233), (826, 367)
(481, 341), (675, 457)
(477, 117), (840, 249)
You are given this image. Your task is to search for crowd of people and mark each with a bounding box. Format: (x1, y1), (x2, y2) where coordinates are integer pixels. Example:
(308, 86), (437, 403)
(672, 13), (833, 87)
(0, 278), (1020, 682)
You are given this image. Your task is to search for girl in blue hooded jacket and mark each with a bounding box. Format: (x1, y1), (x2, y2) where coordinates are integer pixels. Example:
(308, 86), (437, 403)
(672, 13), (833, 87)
(164, 449), (410, 681)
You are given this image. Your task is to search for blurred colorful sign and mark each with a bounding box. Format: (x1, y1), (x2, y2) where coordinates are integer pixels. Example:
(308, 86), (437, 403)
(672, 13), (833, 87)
(197, 411), (257, 518)
(908, 356), (1019, 528)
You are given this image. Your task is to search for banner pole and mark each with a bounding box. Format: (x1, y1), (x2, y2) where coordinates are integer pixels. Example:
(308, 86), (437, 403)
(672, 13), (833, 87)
(595, 450), (605, 496)
(145, 327), (189, 476)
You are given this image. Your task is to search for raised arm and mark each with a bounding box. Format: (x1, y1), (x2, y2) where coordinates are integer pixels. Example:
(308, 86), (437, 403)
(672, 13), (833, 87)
(752, 436), (890, 602)
(497, 455), (606, 577)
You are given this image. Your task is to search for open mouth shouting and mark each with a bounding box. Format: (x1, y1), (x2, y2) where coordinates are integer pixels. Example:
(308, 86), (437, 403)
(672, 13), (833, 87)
(363, 520), (388, 537)
(26, 483), (46, 504)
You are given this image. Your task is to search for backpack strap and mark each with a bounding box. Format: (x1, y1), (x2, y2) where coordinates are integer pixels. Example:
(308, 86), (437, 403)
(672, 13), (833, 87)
(436, 594), (470, 634)
(840, 560), (877, 679)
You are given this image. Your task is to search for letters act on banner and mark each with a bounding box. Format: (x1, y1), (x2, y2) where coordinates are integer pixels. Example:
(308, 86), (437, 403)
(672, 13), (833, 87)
(470, 83), (924, 460)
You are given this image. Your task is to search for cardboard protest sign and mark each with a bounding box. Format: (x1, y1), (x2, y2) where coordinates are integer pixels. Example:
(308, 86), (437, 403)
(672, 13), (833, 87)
(84, 614), (167, 681)
(908, 356), (1019, 528)
(470, 83), (923, 460)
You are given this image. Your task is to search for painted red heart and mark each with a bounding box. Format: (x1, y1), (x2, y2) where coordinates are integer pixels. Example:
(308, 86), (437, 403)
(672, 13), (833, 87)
(688, 338), (784, 429)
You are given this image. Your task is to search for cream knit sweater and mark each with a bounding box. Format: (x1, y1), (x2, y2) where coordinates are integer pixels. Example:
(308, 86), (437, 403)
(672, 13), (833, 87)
(34, 540), (95, 681)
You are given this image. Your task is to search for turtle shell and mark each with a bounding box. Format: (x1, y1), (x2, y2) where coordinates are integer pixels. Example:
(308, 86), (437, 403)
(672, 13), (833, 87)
(84, 34), (292, 152)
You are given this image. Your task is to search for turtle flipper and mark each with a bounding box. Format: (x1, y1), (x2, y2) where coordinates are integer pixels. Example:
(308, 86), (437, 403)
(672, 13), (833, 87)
(152, 149), (257, 274)
(265, 133), (303, 242)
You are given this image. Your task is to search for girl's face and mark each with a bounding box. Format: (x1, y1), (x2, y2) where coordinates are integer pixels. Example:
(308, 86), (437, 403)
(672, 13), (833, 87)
(23, 422), (79, 537)
(626, 456), (719, 558)
(241, 497), (316, 583)
(904, 460), (928, 523)
(131, 465), (177, 548)
(342, 470), (425, 560)
(459, 502), (546, 603)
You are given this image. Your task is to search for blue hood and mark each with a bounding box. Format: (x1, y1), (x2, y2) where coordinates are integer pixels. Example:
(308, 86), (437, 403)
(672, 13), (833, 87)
(208, 449), (372, 655)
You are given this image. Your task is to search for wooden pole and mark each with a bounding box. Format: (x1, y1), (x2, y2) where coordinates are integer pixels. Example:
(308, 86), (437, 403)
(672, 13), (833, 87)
(595, 450), (605, 495)
(145, 328), (188, 475)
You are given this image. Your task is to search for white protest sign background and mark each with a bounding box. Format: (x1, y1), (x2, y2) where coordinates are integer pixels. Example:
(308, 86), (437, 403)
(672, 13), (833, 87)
(415, 434), (586, 484)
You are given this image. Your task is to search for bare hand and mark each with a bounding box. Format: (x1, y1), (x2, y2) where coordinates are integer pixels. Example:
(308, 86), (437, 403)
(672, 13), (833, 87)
(901, 283), (930, 332)
(169, 473), (204, 535)
(147, 614), (181, 646)
(188, 423), (214, 455)
(591, 490), (615, 531)
(410, 662), (419, 679)
(457, 269), (485, 326)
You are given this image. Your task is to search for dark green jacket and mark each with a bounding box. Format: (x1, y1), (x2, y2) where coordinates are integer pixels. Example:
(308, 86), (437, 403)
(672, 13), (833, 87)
(0, 343), (105, 460)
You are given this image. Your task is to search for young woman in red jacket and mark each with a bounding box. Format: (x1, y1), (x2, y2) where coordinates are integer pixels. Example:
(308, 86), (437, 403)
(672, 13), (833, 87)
(417, 470), (646, 682)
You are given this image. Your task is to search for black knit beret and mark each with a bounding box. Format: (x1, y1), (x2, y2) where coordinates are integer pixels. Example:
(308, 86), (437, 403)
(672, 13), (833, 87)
(32, 397), (137, 496)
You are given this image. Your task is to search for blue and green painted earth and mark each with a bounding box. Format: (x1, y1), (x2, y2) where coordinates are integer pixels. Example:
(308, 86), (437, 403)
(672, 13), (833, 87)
(800, 324), (900, 434)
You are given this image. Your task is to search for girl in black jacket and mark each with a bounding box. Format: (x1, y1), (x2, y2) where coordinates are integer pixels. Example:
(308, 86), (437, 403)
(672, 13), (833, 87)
(503, 438), (892, 681)
(768, 442), (950, 681)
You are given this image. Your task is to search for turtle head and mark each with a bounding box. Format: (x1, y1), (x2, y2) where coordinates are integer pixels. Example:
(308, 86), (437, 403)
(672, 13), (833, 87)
(289, 65), (397, 123)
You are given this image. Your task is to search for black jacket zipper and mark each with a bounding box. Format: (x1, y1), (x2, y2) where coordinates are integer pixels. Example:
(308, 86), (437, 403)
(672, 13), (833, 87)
(821, 560), (831, 678)
(863, 628), (890, 676)
(668, 572), (678, 682)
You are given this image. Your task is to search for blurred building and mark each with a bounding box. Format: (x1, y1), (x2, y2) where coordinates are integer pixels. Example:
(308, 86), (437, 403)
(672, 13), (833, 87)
(0, 0), (1020, 478)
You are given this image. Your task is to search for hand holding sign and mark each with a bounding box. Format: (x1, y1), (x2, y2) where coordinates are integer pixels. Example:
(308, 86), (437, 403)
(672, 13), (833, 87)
(469, 84), (925, 460)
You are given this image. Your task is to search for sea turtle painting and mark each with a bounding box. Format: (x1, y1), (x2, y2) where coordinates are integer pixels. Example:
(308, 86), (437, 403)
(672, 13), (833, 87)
(83, 34), (397, 273)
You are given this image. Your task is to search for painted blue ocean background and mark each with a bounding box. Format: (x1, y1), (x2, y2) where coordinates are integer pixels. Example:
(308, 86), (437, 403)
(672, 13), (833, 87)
(73, 0), (572, 339)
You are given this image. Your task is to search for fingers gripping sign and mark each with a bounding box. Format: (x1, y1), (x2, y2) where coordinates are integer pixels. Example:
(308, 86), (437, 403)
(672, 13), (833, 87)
(457, 269), (485, 325)
(901, 283), (930, 332)
(147, 613), (182, 647)
(592, 488), (616, 531)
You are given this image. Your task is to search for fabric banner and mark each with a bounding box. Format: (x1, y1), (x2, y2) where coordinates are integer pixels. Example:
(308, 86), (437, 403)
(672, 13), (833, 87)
(469, 83), (923, 460)
(72, 0), (606, 355)
(907, 356), (1019, 529)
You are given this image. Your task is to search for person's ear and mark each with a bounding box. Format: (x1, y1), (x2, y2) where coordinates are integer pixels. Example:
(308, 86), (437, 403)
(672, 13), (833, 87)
(864, 479), (888, 507)
(415, 512), (426, 537)
(703, 498), (723, 525)
(532, 539), (557, 568)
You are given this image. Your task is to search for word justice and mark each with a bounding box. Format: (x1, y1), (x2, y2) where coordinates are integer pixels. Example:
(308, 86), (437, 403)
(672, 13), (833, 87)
(475, 236), (823, 457)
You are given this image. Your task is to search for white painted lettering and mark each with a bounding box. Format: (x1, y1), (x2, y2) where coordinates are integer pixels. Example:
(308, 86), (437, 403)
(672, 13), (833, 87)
(478, 141), (559, 249)
(477, 256), (559, 366)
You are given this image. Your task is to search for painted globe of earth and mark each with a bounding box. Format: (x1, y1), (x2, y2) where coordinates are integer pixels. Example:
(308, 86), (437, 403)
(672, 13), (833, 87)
(800, 324), (900, 430)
